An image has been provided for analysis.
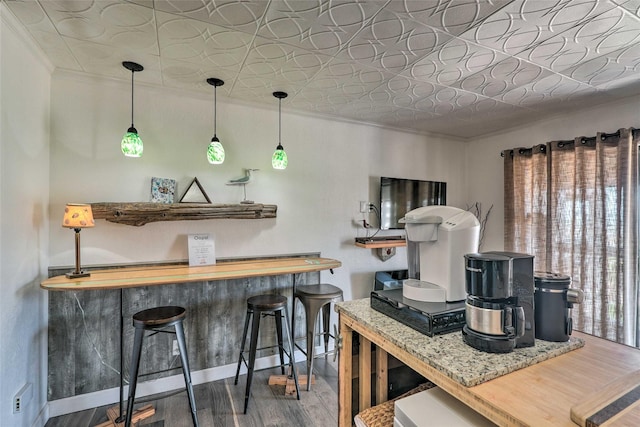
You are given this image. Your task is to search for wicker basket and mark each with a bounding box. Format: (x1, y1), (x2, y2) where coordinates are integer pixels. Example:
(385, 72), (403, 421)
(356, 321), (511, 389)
(353, 382), (436, 427)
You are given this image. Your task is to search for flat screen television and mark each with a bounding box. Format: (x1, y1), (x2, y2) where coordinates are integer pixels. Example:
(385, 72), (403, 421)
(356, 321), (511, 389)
(379, 177), (447, 230)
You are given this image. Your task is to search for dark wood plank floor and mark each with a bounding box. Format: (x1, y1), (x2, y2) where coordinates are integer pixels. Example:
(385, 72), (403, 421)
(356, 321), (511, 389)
(45, 359), (339, 427)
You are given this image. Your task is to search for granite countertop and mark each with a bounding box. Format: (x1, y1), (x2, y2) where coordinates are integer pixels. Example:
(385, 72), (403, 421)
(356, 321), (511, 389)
(336, 298), (585, 388)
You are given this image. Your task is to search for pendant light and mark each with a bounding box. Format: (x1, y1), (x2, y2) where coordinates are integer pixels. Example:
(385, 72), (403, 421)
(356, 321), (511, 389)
(272, 91), (288, 170)
(206, 78), (225, 164)
(121, 61), (144, 157)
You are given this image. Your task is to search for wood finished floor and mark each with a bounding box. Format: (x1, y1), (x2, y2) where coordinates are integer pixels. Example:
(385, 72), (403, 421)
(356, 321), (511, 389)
(45, 359), (339, 427)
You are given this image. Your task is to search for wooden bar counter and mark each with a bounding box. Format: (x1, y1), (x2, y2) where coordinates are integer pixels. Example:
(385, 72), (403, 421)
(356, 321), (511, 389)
(41, 257), (341, 291)
(336, 298), (640, 427)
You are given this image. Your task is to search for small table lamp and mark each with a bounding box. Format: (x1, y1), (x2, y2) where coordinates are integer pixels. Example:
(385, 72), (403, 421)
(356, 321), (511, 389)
(62, 203), (95, 278)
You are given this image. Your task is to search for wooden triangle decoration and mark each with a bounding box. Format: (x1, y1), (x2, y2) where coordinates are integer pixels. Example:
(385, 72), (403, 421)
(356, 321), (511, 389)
(180, 177), (211, 203)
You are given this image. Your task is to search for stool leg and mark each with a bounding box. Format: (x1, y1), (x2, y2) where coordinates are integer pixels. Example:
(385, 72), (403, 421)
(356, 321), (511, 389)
(291, 297), (297, 351)
(274, 310), (286, 375)
(244, 309), (261, 413)
(305, 300), (324, 391)
(322, 302), (332, 358)
(234, 309), (252, 385)
(175, 321), (199, 427)
(125, 326), (145, 427)
(282, 308), (300, 400)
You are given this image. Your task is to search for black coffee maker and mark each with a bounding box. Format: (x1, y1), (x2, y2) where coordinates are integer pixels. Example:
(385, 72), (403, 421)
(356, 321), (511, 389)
(462, 252), (535, 353)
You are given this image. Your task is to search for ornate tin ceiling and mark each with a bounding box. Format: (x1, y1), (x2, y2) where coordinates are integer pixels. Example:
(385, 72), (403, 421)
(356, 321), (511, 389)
(5, 0), (640, 138)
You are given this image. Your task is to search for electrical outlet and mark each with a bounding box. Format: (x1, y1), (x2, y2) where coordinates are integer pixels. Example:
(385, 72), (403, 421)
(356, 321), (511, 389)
(359, 201), (368, 213)
(172, 339), (179, 356)
(13, 383), (32, 414)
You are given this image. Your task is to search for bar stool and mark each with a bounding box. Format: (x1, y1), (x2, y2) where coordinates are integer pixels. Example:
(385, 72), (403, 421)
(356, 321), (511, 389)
(125, 306), (198, 427)
(293, 283), (343, 390)
(234, 294), (300, 413)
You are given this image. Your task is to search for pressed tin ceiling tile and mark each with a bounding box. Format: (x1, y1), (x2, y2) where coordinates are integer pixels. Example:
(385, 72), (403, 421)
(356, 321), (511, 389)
(39, 0), (159, 54)
(257, 0), (386, 56)
(6, 0), (640, 139)
(238, 37), (332, 85)
(401, 38), (509, 86)
(340, 8), (454, 73)
(383, 0), (511, 37)
(153, 0), (268, 34)
(156, 10), (251, 70)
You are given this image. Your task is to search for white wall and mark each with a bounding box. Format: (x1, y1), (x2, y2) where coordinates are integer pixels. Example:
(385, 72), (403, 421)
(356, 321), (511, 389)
(0, 5), (52, 426)
(465, 96), (640, 253)
(48, 71), (468, 301)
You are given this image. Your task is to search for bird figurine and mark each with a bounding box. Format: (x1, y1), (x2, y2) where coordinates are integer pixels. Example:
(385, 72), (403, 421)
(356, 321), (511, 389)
(227, 168), (258, 203)
(227, 168), (258, 185)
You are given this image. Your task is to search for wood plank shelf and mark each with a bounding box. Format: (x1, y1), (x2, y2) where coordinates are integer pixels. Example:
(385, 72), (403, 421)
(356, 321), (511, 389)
(354, 240), (406, 249)
(91, 202), (277, 226)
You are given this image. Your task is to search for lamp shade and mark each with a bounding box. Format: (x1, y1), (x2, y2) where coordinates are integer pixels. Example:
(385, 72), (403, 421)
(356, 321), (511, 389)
(207, 136), (225, 164)
(121, 126), (143, 157)
(272, 144), (288, 169)
(62, 204), (95, 229)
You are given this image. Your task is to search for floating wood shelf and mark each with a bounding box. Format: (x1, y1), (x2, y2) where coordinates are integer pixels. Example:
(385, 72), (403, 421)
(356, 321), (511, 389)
(354, 240), (406, 249)
(91, 202), (277, 226)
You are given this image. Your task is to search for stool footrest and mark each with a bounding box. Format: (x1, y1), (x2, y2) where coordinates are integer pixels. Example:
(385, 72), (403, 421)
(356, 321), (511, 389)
(294, 342), (336, 358)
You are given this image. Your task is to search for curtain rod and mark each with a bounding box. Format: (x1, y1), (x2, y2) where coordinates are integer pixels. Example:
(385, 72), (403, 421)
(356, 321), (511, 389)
(500, 128), (633, 157)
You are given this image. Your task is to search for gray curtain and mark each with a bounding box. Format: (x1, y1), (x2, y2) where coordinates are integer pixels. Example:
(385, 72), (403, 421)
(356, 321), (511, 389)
(503, 128), (639, 346)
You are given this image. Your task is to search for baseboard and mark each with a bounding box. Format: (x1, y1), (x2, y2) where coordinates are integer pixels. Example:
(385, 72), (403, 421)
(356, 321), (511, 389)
(46, 350), (310, 418)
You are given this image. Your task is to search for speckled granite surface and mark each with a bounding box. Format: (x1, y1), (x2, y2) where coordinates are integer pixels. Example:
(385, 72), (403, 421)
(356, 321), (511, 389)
(336, 298), (585, 387)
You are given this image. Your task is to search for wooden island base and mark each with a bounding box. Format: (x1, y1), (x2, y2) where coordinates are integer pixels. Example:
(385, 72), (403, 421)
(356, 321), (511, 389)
(336, 299), (640, 427)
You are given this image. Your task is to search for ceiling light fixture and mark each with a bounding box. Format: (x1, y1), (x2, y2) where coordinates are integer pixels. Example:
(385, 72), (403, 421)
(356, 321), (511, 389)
(121, 61), (144, 157)
(272, 91), (288, 170)
(206, 78), (225, 164)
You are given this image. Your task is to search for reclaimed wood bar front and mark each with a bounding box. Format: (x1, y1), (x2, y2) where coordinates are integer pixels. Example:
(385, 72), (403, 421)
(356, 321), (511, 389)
(41, 255), (341, 415)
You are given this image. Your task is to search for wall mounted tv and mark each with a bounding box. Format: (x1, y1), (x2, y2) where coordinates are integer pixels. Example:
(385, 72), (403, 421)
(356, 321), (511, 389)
(379, 177), (447, 230)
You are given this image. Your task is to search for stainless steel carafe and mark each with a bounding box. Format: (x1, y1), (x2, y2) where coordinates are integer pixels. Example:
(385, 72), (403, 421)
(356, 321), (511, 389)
(534, 272), (583, 342)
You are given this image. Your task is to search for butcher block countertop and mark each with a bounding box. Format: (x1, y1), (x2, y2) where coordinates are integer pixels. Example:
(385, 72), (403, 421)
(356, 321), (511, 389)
(336, 298), (640, 427)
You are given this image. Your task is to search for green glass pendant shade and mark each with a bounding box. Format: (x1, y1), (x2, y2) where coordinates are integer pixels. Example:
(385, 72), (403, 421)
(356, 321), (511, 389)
(121, 126), (143, 157)
(207, 135), (225, 164)
(272, 144), (287, 170)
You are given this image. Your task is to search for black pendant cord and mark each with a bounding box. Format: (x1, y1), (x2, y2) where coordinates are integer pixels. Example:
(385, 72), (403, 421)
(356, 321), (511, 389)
(213, 85), (217, 137)
(272, 91), (287, 147)
(279, 97), (282, 145)
(122, 61), (143, 131)
(130, 70), (135, 128)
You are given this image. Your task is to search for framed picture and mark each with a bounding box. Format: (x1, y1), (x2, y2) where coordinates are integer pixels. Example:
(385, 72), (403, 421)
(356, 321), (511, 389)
(150, 177), (176, 203)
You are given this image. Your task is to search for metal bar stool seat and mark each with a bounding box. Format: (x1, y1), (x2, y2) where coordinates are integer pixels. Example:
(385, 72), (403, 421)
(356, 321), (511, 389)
(293, 283), (344, 390)
(234, 294), (300, 413)
(125, 306), (198, 427)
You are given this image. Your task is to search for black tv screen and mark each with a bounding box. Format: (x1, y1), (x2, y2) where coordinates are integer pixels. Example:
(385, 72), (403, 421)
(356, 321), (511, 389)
(379, 177), (447, 230)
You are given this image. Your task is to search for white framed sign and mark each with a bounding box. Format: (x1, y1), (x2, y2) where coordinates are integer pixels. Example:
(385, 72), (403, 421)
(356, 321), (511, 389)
(188, 233), (216, 266)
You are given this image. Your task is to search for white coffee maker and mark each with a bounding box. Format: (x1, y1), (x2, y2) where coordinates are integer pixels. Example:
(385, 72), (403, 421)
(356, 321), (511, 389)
(400, 206), (480, 302)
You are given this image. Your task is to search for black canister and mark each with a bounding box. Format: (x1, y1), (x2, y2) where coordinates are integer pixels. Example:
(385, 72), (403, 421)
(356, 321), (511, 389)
(534, 272), (583, 342)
